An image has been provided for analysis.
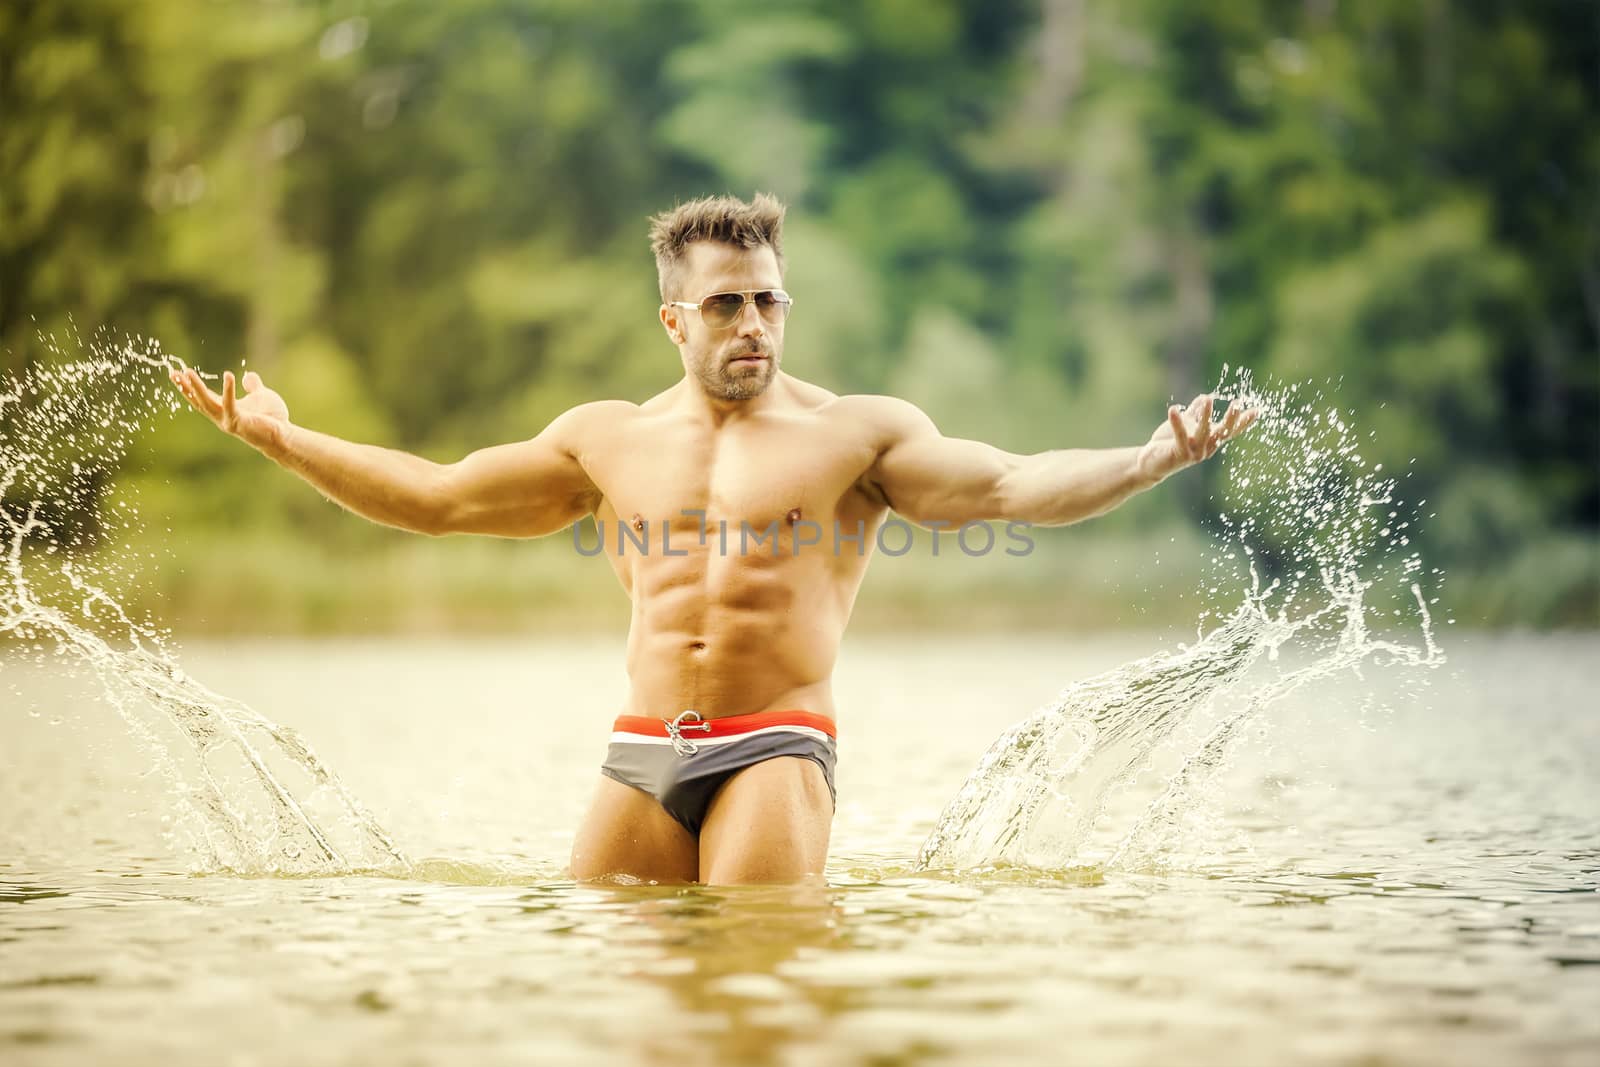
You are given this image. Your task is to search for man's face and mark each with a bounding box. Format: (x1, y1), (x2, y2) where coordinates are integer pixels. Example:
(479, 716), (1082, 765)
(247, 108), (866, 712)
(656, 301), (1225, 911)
(662, 242), (785, 402)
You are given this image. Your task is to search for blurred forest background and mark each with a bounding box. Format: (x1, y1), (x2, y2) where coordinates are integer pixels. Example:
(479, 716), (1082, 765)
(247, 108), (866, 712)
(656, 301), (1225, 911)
(2, 0), (1596, 633)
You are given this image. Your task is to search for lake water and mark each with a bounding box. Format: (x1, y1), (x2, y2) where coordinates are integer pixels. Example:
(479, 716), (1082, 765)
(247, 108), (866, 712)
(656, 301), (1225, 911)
(2, 631), (1597, 1066)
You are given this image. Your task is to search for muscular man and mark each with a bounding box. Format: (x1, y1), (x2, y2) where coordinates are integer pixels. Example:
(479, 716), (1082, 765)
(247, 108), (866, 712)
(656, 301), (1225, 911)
(171, 193), (1256, 886)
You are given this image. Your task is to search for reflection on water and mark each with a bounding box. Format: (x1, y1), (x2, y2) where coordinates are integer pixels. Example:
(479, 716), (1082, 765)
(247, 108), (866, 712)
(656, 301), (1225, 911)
(3, 794), (1596, 1067)
(598, 884), (852, 1066)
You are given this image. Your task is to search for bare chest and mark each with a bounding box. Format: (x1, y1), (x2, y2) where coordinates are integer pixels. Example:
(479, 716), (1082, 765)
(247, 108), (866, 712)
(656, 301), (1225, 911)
(588, 417), (877, 538)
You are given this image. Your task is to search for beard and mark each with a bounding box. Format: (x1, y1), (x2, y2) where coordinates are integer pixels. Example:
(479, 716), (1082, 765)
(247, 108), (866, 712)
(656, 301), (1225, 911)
(692, 338), (780, 401)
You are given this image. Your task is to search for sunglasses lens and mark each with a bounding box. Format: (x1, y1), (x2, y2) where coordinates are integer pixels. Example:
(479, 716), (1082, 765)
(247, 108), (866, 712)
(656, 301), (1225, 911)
(755, 290), (792, 324)
(700, 293), (745, 329)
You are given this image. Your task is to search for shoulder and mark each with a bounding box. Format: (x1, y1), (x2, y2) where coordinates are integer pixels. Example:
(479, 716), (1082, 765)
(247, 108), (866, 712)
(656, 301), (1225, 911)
(824, 396), (942, 508)
(547, 399), (639, 434)
(827, 393), (939, 442)
(562, 398), (640, 421)
(539, 400), (640, 461)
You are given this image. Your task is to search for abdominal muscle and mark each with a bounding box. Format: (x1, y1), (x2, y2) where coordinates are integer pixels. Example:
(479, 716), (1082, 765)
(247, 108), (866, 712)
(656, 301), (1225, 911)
(614, 531), (864, 722)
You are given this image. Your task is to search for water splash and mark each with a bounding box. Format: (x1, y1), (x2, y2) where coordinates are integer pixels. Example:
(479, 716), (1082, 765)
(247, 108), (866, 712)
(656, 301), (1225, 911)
(917, 373), (1445, 874)
(1, 330), (407, 875)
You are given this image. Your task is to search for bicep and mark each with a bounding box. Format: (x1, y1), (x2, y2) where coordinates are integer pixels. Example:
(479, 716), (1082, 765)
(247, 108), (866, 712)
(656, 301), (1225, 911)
(870, 406), (1019, 527)
(436, 414), (600, 538)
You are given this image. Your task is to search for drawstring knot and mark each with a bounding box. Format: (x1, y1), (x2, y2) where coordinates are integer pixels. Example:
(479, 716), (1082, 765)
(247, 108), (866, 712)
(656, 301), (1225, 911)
(665, 709), (711, 756)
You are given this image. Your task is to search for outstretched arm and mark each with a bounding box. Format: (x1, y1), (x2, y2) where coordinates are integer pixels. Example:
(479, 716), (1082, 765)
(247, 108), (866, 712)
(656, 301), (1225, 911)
(866, 393), (1256, 528)
(171, 368), (600, 537)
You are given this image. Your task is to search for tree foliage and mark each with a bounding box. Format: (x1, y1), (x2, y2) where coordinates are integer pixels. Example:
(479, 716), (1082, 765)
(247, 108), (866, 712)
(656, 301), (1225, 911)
(2, 0), (1595, 612)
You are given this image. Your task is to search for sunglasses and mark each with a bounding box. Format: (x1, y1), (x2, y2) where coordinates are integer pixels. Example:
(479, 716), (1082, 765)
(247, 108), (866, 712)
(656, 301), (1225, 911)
(668, 289), (794, 330)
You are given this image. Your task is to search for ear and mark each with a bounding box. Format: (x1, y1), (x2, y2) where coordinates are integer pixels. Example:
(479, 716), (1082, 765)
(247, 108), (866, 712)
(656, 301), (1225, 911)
(659, 303), (686, 345)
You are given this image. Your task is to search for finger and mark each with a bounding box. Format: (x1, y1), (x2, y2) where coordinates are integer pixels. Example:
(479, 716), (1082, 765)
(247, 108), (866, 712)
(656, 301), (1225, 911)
(1178, 394), (1207, 459)
(222, 371), (237, 425)
(1208, 407), (1240, 457)
(1216, 402), (1243, 441)
(243, 370), (262, 392)
(1168, 405), (1191, 456)
(171, 372), (201, 413)
(186, 369), (224, 420)
(1193, 394), (1214, 458)
(192, 367), (224, 415)
(1222, 407), (1260, 447)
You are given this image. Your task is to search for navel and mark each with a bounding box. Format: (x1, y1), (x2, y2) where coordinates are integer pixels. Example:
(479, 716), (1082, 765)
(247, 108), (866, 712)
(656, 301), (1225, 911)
(786, 507), (802, 525)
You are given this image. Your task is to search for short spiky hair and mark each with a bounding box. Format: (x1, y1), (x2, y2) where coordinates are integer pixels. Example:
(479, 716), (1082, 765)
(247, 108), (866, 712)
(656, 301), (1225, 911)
(649, 192), (787, 302)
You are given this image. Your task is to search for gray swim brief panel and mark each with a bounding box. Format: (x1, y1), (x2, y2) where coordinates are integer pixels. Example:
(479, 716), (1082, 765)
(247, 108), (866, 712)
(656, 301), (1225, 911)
(599, 709), (838, 837)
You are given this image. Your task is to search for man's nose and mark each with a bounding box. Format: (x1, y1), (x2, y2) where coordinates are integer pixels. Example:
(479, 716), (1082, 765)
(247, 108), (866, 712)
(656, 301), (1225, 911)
(734, 299), (765, 336)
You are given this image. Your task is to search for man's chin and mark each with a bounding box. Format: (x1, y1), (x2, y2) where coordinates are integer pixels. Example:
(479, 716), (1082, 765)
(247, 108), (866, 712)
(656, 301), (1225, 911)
(715, 368), (775, 400)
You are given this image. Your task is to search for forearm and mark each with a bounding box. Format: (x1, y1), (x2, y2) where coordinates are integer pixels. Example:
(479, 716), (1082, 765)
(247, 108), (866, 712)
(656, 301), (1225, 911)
(998, 446), (1164, 526)
(257, 422), (451, 534)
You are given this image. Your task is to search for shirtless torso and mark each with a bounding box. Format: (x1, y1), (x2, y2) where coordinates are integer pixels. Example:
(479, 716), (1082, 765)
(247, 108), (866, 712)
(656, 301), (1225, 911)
(591, 380), (889, 724)
(565, 378), (903, 884)
(172, 227), (1254, 886)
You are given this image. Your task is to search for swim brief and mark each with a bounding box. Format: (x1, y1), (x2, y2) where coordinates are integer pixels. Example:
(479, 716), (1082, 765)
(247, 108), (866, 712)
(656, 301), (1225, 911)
(599, 709), (838, 837)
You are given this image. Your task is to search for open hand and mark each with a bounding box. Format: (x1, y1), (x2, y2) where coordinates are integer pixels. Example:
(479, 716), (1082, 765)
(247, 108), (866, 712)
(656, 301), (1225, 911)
(169, 367), (290, 452)
(1138, 393), (1259, 482)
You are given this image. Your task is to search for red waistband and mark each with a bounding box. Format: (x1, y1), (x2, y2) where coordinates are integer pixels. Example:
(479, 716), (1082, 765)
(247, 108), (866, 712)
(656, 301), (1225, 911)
(612, 709), (837, 739)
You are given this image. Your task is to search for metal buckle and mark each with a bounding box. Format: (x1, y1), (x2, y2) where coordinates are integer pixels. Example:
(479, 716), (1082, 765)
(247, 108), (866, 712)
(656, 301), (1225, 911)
(665, 709), (712, 756)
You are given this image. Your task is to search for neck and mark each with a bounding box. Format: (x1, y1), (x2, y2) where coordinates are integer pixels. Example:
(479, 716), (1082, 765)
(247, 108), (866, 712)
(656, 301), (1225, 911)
(678, 372), (783, 425)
